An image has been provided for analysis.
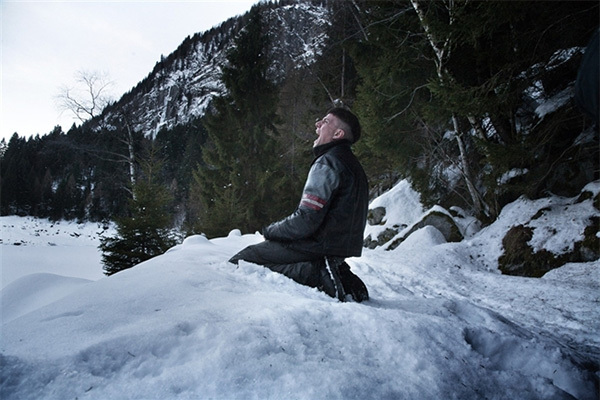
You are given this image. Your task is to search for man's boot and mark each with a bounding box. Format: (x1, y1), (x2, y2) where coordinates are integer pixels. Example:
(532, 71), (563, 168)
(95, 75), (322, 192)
(338, 262), (369, 303)
(324, 257), (347, 301)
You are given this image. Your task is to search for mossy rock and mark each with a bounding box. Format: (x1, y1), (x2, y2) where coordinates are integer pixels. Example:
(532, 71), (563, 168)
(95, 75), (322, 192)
(498, 225), (560, 277)
(499, 216), (599, 277)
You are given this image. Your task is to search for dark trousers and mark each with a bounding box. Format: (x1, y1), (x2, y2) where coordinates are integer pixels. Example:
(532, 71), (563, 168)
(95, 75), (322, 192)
(229, 241), (338, 297)
(229, 240), (369, 302)
(229, 240), (323, 265)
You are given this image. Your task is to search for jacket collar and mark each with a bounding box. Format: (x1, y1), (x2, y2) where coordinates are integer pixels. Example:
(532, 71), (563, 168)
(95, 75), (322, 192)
(312, 139), (352, 158)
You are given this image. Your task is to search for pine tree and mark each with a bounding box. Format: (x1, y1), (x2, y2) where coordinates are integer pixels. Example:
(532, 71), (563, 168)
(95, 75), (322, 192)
(100, 147), (177, 276)
(350, 1), (436, 194)
(193, 6), (287, 237)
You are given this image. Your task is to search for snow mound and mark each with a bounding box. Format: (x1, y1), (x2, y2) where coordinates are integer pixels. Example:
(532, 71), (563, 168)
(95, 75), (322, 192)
(228, 229), (242, 237)
(542, 260), (600, 288)
(181, 234), (211, 247)
(1, 273), (93, 323)
(364, 179), (425, 239)
(397, 225), (447, 250)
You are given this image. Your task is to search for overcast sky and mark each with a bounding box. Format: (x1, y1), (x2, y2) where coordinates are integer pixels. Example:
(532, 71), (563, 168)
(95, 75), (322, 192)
(1, 0), (259, 141)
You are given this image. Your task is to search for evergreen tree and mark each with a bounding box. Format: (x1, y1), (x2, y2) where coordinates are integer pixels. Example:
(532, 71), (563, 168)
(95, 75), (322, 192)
(100, 147), (177, 276)
(155, 117), (208, 226)
(193, 6), (287, 237)
(314, 0), (362, 106)
(350, 0), (434, 191)
(1, 134), (28, 215)
(274, 67), (320, 209)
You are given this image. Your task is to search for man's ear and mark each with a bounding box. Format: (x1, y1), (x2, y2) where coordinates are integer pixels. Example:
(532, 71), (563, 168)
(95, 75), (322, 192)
(334, 129), (345, 139)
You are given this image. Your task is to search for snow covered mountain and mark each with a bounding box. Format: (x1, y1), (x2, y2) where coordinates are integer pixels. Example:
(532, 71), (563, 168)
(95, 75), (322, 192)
(96, 2), (330, 138)
(1, 179), (598, 399)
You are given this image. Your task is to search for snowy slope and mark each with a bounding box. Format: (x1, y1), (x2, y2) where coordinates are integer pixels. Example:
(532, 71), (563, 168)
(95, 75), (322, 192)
(1, 182), (598, 400)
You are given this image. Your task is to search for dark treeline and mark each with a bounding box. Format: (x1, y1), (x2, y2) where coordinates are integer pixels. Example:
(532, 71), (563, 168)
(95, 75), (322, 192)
(2, 0), (598, 238)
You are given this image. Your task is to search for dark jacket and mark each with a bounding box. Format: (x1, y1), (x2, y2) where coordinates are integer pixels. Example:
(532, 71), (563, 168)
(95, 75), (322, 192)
(263, 140), (369, 257)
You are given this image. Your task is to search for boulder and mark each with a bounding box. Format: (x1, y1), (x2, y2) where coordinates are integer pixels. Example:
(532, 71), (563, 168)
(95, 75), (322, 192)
(367, 207), (386, 226)
(388, 209), (463, 250)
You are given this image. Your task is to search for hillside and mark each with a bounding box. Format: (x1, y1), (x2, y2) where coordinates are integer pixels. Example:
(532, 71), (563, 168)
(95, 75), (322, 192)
(1, 180), (598, 399)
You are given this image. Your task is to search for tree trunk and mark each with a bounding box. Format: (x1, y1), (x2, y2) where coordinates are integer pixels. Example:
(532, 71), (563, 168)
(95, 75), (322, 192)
(452, 116), (484, 216)
(410, 0), (489, 218)
(118, 114), (137, 199)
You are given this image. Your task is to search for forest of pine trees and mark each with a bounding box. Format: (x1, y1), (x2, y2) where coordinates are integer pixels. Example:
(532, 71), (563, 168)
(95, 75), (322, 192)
(2, 0), (598, 242)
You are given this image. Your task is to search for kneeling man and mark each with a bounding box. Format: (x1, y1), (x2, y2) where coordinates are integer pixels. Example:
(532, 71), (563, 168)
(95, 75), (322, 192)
(230, 107), (369, 302)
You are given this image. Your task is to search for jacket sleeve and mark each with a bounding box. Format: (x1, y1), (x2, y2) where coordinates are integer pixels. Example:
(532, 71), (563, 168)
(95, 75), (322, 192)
(263, 161), (340, 241)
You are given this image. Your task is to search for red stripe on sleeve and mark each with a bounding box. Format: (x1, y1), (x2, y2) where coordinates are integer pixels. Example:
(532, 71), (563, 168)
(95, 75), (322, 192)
(300, 193), (326, 210)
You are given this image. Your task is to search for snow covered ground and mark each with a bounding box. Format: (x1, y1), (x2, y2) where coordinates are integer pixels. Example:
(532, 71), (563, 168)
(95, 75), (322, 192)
(1, 180), (599, 400)
(1, 217), (110, 288)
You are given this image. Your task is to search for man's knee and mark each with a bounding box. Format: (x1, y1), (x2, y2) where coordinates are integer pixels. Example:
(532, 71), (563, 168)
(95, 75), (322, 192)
(228, 249), (247, 265)
(229, 241), (273, 265)
(229, 241), (317, 266)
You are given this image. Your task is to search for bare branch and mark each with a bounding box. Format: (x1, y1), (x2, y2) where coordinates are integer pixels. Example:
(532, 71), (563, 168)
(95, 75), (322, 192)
(56, 70), (114, 123)
(385, 84), (429, 122)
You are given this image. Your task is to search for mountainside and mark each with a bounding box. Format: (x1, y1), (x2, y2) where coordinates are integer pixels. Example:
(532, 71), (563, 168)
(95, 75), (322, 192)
(97, 1), (330, 138)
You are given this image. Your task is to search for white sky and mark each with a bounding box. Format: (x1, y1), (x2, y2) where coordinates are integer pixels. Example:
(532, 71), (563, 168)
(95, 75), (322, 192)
(1, 0), (259, 141)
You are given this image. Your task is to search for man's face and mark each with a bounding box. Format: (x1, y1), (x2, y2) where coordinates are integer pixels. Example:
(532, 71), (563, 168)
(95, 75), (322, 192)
(314, 113), (343, 148)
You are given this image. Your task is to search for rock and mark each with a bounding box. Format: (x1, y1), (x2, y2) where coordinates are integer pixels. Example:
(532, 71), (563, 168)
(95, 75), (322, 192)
(388, 209), (463, 250)
(499, 217), (600, 277)
(367, 207), (386, 226)
(363, 227), (399, 249)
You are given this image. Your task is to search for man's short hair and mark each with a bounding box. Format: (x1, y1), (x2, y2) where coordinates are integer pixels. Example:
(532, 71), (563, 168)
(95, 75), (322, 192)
(328, 107), (361, 144)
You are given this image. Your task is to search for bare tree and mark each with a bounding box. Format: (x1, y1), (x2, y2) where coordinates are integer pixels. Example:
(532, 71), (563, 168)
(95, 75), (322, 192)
(56, 70), (114, 123)
(56, 70), (138, 194)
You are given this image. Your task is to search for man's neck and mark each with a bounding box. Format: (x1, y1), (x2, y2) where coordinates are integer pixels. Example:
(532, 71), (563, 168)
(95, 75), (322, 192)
(313, 139), (351, 158)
